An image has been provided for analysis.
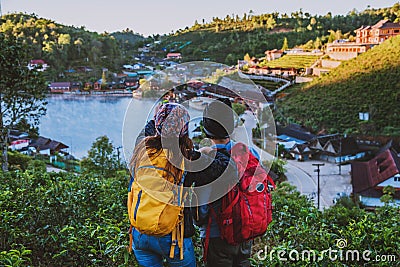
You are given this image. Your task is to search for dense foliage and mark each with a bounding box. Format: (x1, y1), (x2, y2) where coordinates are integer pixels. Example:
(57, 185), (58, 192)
(0, 13), (143, 81)
(0, 169), (136, 267)
(253, 183), (400, 266)
(276, 35), (400, 136)
(1, 168), (398, 266)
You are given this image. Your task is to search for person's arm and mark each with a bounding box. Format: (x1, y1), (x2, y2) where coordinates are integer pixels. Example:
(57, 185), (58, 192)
(186, 148), (232, 186)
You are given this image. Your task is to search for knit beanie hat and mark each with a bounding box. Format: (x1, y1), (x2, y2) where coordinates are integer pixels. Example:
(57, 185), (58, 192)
(202, 98), (234, 139)
(155, 103), (190, 138)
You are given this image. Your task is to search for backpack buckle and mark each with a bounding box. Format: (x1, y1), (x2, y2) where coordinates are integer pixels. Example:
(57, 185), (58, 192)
(223, 219), (233, 225)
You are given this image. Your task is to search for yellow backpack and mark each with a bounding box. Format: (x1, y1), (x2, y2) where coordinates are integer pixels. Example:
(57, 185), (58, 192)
(127, 151), (187, 259)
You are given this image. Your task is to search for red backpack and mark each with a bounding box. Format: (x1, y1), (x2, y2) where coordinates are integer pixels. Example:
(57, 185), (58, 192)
(206, 142), (276, 248)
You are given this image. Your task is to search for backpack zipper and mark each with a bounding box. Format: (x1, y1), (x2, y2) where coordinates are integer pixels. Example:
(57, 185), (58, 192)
(134, 190), (142, 221)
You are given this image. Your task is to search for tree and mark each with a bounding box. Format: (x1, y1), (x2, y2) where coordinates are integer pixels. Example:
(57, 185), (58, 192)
(57, 33), (71, 49)
(80, 136), (119, 177)
(281, 37), (289, 51)
(0, 35), (47, 171)
(314, 37), (322, 49)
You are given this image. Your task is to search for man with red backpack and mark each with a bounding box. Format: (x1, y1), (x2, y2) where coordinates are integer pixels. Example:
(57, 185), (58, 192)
(197, 98), (275, 267)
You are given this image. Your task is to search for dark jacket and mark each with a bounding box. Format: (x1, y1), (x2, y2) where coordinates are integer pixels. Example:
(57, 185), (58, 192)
(133, 120), (233, 238)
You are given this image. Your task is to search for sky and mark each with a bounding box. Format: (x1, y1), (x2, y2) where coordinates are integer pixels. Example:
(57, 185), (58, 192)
(2, 1), (398, 36)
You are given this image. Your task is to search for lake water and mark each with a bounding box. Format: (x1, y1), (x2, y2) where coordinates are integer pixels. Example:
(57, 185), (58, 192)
(39, 95), (203, 161)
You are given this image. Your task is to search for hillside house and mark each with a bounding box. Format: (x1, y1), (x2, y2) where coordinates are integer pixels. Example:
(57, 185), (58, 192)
(264, 49), (284, 61)
(356, 19), (400, 44)
(28, 59), (49, 71)
(326, 20), (400, 61)
(326, 41), (372, 60)
(8, 130), (30, 151)
(246, 66), (297, 76)
(30, 136), (69, 156)
(351, 146), (400, 209)
(49, 82), (71, 93)
(166, 53), (182, 59)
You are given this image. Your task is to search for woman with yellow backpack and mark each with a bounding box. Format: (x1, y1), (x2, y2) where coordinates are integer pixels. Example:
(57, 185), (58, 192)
(128, 102), (235, 267)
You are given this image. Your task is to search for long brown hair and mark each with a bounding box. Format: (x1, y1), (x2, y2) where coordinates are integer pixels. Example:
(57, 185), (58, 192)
(130, 134), (193, 183)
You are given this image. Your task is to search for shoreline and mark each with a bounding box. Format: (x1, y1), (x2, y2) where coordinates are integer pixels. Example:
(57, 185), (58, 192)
(48, 91), (134, 97)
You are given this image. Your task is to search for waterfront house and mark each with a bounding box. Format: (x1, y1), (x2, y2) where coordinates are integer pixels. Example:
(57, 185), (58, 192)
(125, 78), (139, 89)
(49, 82), (71, 93)
(351, 146), (400, 209)
(71, 82), (82, 91)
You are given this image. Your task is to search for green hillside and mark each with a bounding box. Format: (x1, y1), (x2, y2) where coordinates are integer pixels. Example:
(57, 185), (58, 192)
(277, 35), (400, 136)
(0, 13), (144, 81)
(150, 4), (400, 65)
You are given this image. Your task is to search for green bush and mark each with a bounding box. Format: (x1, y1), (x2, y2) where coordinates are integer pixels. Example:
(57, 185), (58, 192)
(0, 169), (136, 266)
(7, 151), (32, 171)
(1, 170), (399, 266)
(252, 182), (400, 266)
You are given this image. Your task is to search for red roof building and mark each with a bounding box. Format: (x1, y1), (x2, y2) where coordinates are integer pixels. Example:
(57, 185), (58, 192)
(351, 146), (400, 209)
(166, 53), (182, 59)
(356, 19), (400, 44)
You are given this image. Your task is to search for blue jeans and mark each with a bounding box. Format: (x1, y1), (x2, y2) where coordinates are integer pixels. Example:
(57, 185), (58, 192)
(132, 228), (196, 267)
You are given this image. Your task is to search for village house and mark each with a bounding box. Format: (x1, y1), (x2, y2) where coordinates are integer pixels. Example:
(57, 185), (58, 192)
(48, 82), (71, 93)
(356, 19), (400, 44)
(289, 143), (313, 161)
(264, 49), (284, 61)
(8, 130), (30, 151)
(27, 59), (49, 71)
(276, 124), (316, 144)
(71, 82), (82, 91)
(246, 66), (297, 77)
(166, 52), (182, 60)
(318, 136), (366, 163)
(30, 136), (69, 156)
(351, 143), (400, 210)
(327, 19), (400, 60)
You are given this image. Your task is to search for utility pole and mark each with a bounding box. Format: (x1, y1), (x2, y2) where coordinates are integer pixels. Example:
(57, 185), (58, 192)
(313, 163), (324, 210)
